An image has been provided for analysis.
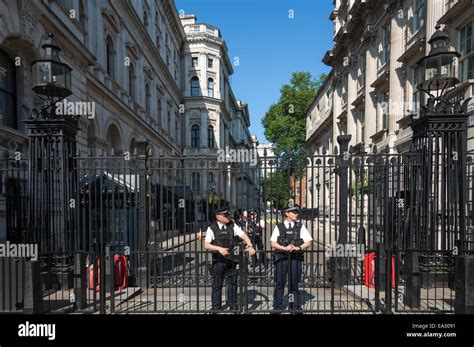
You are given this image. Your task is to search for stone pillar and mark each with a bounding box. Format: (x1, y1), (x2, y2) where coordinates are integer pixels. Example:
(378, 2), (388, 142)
(347, 67), (358, 146)
(332, 77), (342, 145)
(365, 39), (377, 145)
(201, 108), (207, 148)
(425, 0), (445, 55)
(388, 8), (405, 147)
(74, 252), (87, 310)
(23, 261), (42, 314)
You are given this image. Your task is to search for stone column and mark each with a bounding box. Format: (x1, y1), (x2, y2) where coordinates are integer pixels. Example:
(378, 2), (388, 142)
(425, 0), (444, 54)
(365, 39), (378, 145)
(388, 8), (405, 147)
(332, 76), (342, 147)
(200, 108), (207, 148)
(347, 66), (358, 146)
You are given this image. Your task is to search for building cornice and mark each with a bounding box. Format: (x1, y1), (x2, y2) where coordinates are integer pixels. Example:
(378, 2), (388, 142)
(163, 0), (187, 43)
(370, 65), (390, 88)
(306, 112), (333, 144)
(397, 30), (425, 63)
(438, 0), (474, 25)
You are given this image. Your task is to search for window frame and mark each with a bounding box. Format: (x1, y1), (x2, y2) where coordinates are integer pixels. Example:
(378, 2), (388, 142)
(192, 172), (201, 192)
(207, 78), (214, 98)
(191, 77), (200, 96)
(459, 22), (474, 81)
(412, 0), (425, 34)
(208, 125), (215, 148)
(0, 49), (17, 129)
(191, 125), (200, 148)
(381, 23), (391, 66)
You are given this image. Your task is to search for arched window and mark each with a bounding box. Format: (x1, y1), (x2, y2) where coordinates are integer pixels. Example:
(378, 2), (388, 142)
(191, 77), (200, 96)
(157, 97), (162, 125)
(191, 125), (200, 148)
(208, 125), (215, 148)
(192, 172), (201, 192)
(207, 78), (214, 98)
(106, 35), (115, 78)
(105, 124), (122, 156)
(128, 63), (136, 99)
(0, 49), (17, 129)
(207, 173), (214, 192)
(145, 83), (151, 114)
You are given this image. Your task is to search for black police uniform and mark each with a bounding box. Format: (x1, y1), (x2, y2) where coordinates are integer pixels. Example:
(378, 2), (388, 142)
(247, 219), (265, 266)
(209, 221), (239, 311)
(274, 221), (304, 311)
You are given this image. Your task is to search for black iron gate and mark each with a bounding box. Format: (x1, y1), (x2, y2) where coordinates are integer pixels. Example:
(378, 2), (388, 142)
(0, 144), (467, 313)
(1, 99), (473, 314)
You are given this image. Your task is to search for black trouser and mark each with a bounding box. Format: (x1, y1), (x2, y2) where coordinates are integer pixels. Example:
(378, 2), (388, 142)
(211, 257), (238, 311)
(274, 256), (303, 311)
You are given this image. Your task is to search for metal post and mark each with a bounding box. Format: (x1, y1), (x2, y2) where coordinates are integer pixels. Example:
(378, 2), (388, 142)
(336, 135), (351, 286)
(73, 252), (87, 310)
(136, 139), (149, 287)
(23, 260), (42, 314)
(404, 250), (420, 309)
(455, 254), (474, 314)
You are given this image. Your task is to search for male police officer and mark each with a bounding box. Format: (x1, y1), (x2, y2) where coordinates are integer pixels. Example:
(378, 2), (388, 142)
(204, 206), (256, 311)
(270, 204), (312, 312)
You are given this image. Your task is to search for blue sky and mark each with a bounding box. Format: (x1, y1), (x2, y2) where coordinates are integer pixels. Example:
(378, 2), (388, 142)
(175, 0), (334, 144)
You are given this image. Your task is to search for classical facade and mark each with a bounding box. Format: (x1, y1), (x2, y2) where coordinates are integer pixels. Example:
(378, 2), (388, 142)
(306, 0), (474, 157)
(0, 0), (256, 230)
(1, 0), (186, 177)
(305, 0), (474, 214)
(179, 14), (257, 213)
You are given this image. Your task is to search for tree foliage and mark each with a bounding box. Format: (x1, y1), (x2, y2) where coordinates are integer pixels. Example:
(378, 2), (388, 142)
(262, 71), (327, 158)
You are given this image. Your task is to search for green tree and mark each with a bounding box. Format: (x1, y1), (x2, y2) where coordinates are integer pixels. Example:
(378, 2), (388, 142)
(262, 71), (327, 158)
(263, 171), (292, 210)
(261, 72), (326, 202)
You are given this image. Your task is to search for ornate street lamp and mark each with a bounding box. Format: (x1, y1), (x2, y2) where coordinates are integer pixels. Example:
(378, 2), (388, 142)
(416, 24), (460, 101)
(410, 25), (473, 313)
(25, 32), (77, 254)
(31, 33), (72, 119)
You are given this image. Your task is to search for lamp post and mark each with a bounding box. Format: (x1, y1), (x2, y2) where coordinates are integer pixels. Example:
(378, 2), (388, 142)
(24, 33), (81, 312)
(26, 33), (77, 253)
(411, 24), (468, 249)
(409, 25), (473, 313)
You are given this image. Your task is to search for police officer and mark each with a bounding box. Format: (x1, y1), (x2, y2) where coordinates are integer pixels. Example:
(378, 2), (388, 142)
(204, 206), (256, 311)
(247, 211), (265, 267)
(270, 204), (312, 312)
